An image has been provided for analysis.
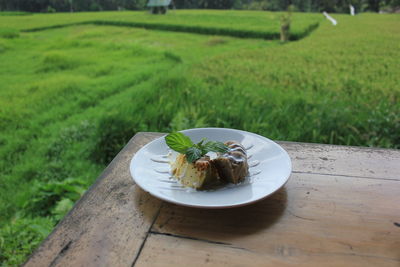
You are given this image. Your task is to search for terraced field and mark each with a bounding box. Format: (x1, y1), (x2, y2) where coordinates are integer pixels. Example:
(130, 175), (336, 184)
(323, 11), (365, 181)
(0, 10), (399, 265)
(2, 10), (321, 39)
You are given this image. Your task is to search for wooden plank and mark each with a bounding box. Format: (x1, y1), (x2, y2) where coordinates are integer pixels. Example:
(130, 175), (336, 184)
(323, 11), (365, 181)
(280, 142), (400, 180)
(136, 233), (398, 267)
(135, 233), (285, 267)
(151, 172), (400, 266)
(24, 133), (163, 267)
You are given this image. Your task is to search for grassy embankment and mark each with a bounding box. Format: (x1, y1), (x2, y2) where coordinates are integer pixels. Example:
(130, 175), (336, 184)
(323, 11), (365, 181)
(0, 10), (399, 265)
(2, 10), (321, 40)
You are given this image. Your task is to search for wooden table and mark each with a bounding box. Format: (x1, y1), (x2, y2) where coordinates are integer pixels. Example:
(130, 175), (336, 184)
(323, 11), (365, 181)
(25, 132), (400, 267)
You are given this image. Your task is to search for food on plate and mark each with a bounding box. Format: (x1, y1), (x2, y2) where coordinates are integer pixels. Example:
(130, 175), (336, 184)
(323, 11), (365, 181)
(213, 141), (249, 184)
(170, 154), (219, 189)
(165, 132), (249, 190)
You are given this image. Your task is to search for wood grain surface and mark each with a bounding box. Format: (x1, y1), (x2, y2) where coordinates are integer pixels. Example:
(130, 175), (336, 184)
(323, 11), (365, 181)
(24, 132), (400, 267)
(151, 173), (400, 266)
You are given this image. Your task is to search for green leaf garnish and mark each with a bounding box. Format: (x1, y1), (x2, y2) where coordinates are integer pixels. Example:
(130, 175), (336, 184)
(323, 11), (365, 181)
(203, 141), (229, 153)
(165, 132), (193, 154)
(185, 147), (202, 163)
(165, 132), (229, 163)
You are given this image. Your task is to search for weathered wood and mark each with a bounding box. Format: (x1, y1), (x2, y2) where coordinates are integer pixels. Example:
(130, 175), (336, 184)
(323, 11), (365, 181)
(24, 133), (163, 267)
(136, 232), (399, 267)
(24, 132), (400, 267)
(135, 233), (286, 267)
(151, 173), (400, 266)
(280, 141), (400, 180)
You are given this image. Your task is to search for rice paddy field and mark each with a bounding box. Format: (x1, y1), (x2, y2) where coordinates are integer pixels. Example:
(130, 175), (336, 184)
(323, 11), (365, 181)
(0, 10), (399, 265)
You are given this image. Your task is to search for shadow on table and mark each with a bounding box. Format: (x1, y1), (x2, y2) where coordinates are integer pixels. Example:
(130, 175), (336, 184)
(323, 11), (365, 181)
(145, 187), (288, 241)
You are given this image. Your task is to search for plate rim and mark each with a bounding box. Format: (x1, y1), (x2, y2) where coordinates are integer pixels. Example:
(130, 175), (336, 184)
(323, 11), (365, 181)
(130, 127), (292, 209)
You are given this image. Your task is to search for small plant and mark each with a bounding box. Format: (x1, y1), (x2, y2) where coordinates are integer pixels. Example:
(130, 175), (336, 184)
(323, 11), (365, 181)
(280, 6), (294, 42)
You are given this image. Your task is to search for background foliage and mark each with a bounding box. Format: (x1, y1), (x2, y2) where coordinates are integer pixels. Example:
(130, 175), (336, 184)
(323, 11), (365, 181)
(1, 0), (400, 12)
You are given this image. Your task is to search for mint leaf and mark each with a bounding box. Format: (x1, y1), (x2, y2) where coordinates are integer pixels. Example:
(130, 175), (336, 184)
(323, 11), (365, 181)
(204, 141), (229, 153)
(185, 147), (202, 163)
(165, 132), (230, 163)
(165, 132), (194, 154)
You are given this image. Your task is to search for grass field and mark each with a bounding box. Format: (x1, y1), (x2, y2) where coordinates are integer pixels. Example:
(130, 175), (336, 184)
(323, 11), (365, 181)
(1, 10), (321, 39)
(0, 10), (399, 265)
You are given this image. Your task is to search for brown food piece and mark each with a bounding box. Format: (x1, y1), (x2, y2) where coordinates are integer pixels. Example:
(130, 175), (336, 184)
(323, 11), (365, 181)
(212, 141), (249, 184)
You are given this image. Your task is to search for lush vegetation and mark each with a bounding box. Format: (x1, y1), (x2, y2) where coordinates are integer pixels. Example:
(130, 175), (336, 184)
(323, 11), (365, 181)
(0, 10), (399, 265)
(1, 0), (400, 13)
(3, 10), (321, 40)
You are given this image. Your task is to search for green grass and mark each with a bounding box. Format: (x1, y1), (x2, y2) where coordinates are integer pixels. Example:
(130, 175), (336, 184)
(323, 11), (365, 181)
(0, 10), (399, 265)
(1, 10), (322, 40)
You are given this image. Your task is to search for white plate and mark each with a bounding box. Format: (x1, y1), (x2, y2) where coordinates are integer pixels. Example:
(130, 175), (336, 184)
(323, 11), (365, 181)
(130, 128), (292, 208)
